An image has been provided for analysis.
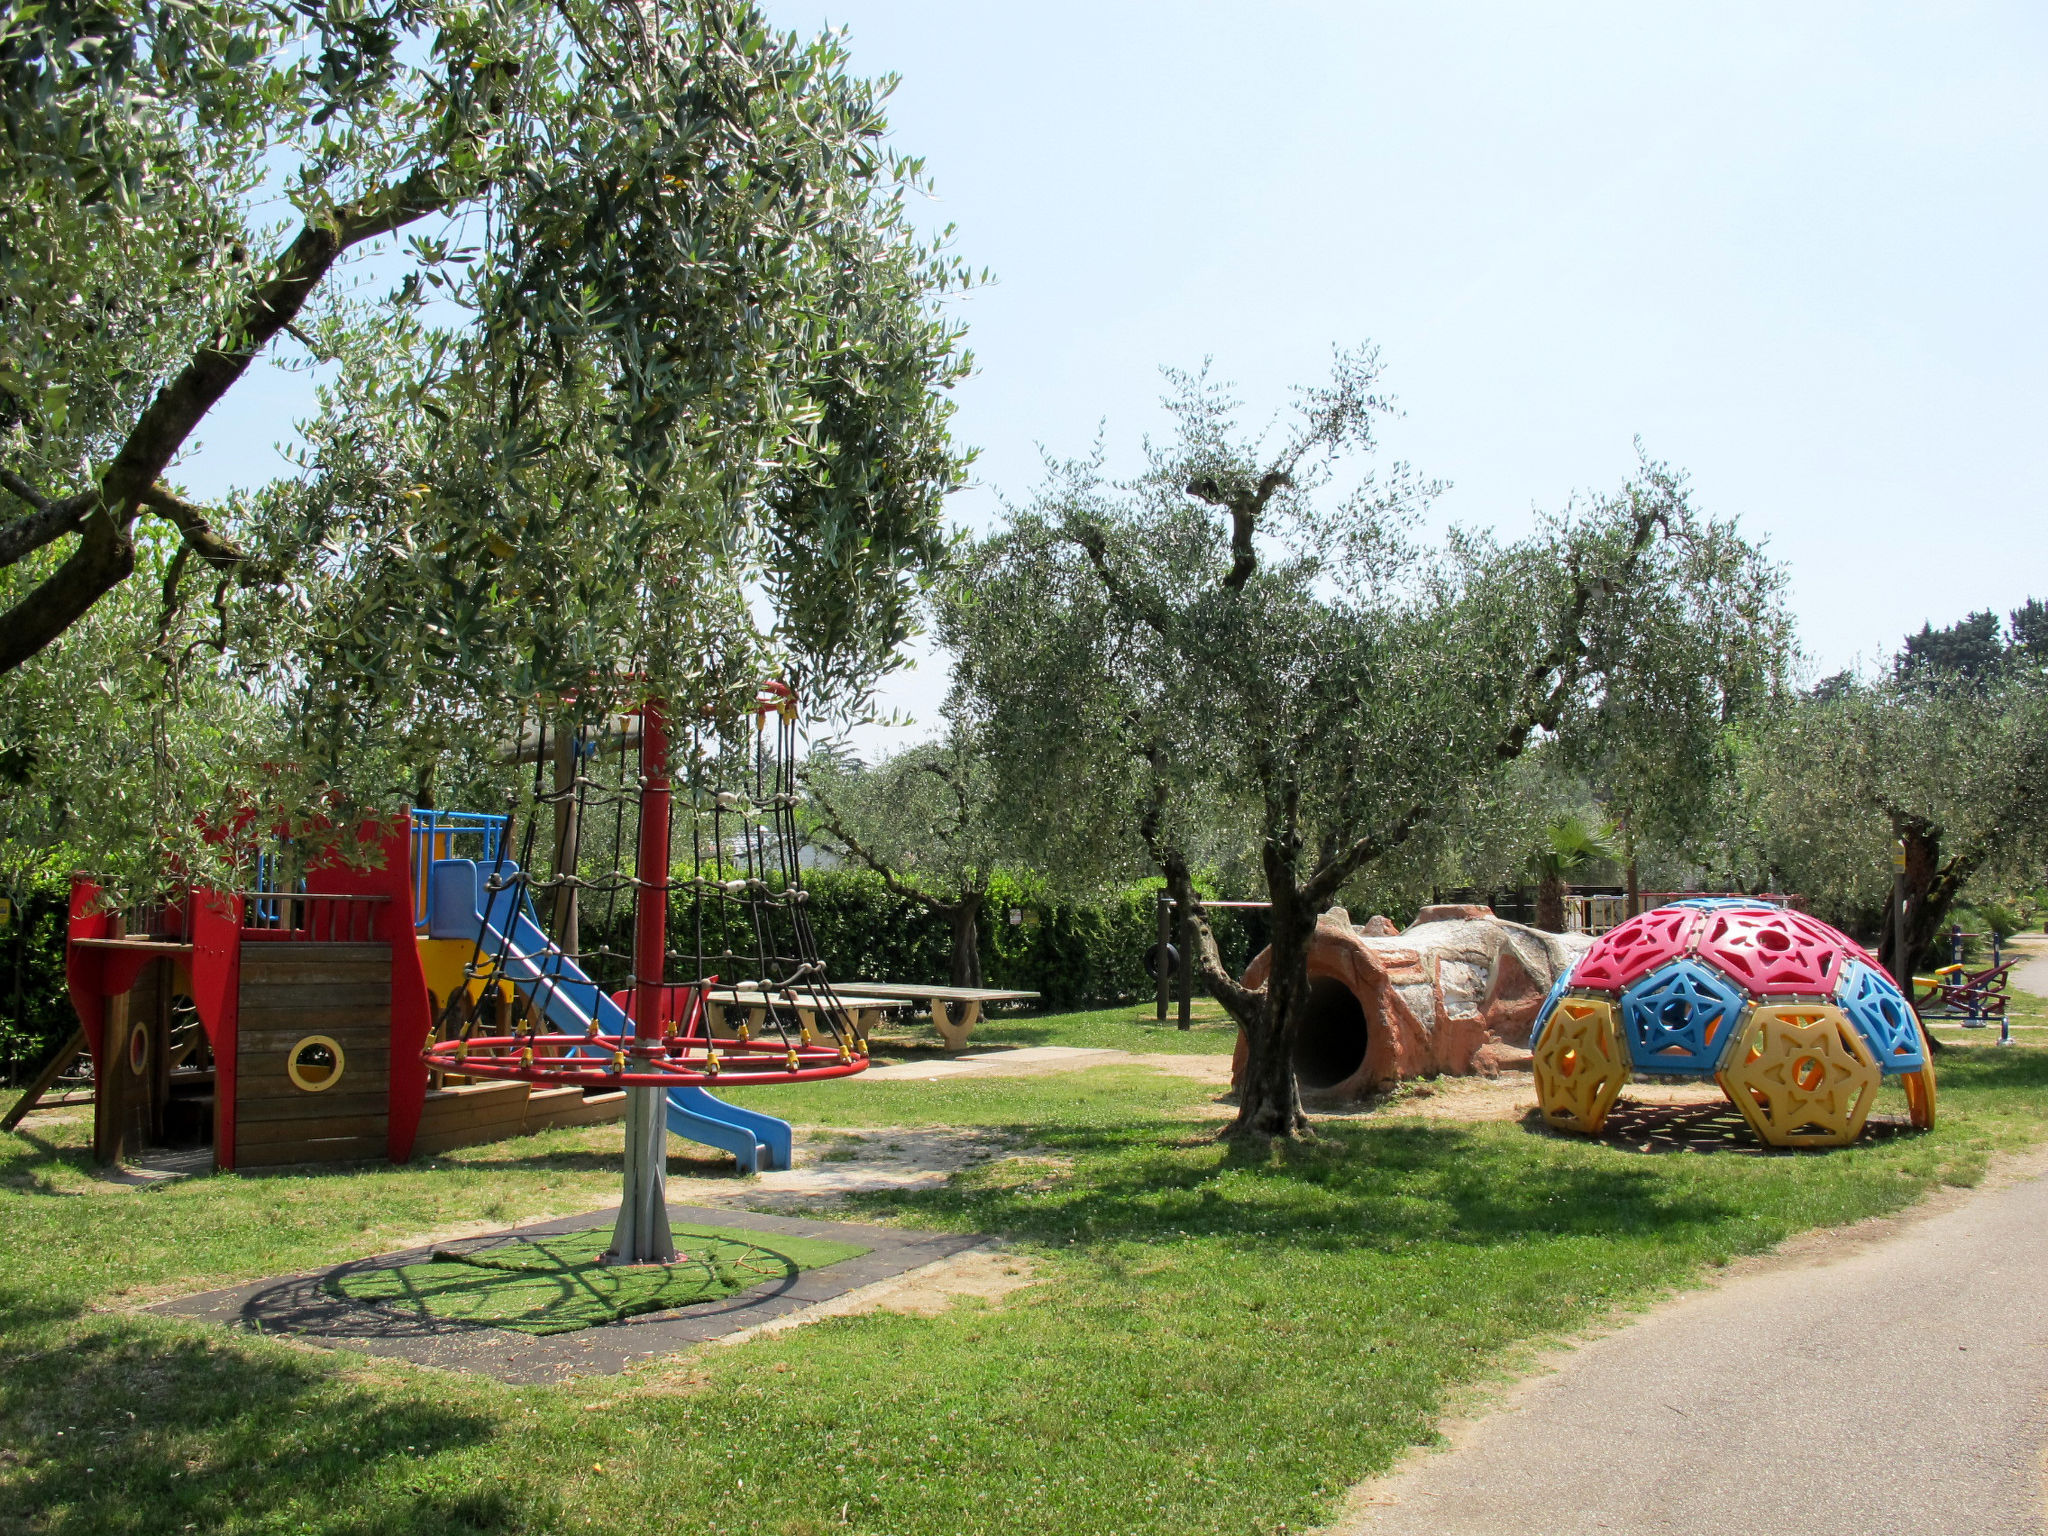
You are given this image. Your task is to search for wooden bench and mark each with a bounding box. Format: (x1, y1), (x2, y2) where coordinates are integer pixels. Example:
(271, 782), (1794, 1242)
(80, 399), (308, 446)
(843, 983), (1040, 1049)
(701, 987), (898, 1045)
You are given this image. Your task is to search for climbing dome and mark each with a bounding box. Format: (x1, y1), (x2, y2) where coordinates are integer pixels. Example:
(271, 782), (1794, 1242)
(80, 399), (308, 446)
(1530, 900), (1935, 1148)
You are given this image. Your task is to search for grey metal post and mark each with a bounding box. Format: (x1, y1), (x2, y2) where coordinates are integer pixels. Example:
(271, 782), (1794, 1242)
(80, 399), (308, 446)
(606, 1084), (676, 1266)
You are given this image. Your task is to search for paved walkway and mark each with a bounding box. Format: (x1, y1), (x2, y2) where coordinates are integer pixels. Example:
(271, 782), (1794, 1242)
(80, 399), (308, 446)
(1344, 1156), (2048, 1535)
(2008, 931), (2048, 1000)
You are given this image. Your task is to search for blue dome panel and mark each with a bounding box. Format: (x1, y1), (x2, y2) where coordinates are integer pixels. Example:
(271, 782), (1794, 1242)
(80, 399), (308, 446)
(1618, 958), (1748, 1076)
(1835, 960), (1927, 1073)
(1528, 961), (1579, 1055)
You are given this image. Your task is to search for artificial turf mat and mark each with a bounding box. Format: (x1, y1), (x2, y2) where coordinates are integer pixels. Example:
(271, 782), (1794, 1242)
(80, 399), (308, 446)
(327, 1222), (870, 1334)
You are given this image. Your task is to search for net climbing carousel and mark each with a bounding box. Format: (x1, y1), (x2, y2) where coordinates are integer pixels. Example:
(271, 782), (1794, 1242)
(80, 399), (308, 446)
(422, 684), (870, 1268)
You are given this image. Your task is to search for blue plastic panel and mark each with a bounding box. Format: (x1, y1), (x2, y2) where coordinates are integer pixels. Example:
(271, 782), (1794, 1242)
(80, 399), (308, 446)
(1528, 961), (1580, 1054)
(1618, 958), (1748, 1076)
(1835, 960), (1928, 1074)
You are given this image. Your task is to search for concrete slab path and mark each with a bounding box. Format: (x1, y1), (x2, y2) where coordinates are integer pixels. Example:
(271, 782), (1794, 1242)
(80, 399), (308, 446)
(1343, 1156), (2048, 1536)
(2007, 932), (2048, 1000)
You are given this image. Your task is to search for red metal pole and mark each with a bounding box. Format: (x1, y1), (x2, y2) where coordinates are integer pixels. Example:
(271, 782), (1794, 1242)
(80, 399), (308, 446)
(633, 699), (670, 1044)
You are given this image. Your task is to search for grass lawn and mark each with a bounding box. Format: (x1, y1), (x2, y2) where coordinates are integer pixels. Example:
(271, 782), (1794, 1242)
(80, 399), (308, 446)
(3, 1018), (2047, 1536)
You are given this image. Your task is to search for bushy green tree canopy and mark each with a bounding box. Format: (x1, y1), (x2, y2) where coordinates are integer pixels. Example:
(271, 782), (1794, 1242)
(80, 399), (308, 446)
(1736, 625), (2048, 969)
(1, 0), (973, 880)
(945, 351), (1784, 1137)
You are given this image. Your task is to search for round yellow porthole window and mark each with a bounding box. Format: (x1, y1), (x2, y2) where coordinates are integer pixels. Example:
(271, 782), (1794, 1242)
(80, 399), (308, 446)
(127, 1021), (150, 1078)
(287, 1035), (346, 1093)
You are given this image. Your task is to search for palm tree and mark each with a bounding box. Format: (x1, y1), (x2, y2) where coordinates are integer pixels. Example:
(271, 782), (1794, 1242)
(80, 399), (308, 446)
(1533, 814), (1620, 932)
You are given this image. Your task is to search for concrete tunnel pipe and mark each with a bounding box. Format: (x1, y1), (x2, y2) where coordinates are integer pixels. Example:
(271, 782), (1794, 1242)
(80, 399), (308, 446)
(1292, 974), (1373, 1090)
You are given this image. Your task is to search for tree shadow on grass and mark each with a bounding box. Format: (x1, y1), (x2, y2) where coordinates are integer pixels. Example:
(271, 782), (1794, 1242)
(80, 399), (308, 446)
(1925, 1046), (2048, 1090)
(0, 1317), (546, 1535)
(1528, 1100), (1926, 1157)
(841, 1115), (1745, 1256)
(0, 1127), (101, 1195)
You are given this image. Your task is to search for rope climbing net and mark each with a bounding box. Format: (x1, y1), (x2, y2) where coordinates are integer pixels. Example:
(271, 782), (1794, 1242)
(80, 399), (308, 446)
(422, 682), (869, 1089)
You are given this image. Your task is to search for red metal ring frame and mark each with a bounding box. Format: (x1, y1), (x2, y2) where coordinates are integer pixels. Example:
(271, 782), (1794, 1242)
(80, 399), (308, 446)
(422, 1032), (868, 1088)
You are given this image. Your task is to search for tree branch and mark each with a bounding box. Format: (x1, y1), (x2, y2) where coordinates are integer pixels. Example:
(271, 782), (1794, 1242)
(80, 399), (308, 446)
(137, 484), (275, 578)
(0, 505), (135, 672)
(1186, 469), (1289, 590)
(1069, 524), (1171, 637)
(0, 160), (462, 675)
(1155, 845), (1260, 1020)
(0, 469), (51, 514)
(1494, 501), (1663, 762)
(1300, 800), (1432, 911)
(804, 791), (950, 914)
(1132, 747), (1260, 1019)
(0, 489), (93, 569)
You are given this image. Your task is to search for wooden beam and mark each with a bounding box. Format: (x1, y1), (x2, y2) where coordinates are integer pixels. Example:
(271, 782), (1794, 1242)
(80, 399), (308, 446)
(2, 1025), (89, 1133)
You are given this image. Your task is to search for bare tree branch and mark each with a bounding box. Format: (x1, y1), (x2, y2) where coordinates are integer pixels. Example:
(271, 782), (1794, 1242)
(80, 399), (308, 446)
(137, 484), (275, 578)
(1185, 468), (1289, 590)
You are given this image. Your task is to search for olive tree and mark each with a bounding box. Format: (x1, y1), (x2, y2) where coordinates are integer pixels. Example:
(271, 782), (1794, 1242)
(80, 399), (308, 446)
(1735, 668), (2048, 970)
(802, 732), (1008, 987)
(0, 0), (969, 691)
(945, 352), (1784, 1139)
(3, 0), (973, 880)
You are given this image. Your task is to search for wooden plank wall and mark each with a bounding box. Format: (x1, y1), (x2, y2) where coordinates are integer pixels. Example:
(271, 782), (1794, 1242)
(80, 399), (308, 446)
(412, 1082), (628, 1156)
(235, 944), (390, 1169)
(93, 961), (166, 1164)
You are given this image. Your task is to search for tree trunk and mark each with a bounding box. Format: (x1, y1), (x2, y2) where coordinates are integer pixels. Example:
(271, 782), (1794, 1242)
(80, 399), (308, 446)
(1877, 822), (1974, 977)
(1224, 901), (1314, 1141)
(1535, 871), (1566, 932)
(946, 895), (983, 988)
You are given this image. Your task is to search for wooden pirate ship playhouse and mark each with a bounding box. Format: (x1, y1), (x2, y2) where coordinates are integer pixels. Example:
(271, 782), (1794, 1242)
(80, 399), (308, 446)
(62, 813), (635, 1171)
(57, 690), (887, 1176)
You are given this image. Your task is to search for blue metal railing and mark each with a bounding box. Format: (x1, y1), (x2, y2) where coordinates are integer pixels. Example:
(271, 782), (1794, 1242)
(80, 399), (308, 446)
(409, 809), (510, 930)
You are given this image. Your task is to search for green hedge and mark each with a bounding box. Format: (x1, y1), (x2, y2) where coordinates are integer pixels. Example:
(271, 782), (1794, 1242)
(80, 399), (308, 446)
(2, 869), (1269, 1083)
(1, 887), (74, 1084)
(592, 867), (1270, 1011)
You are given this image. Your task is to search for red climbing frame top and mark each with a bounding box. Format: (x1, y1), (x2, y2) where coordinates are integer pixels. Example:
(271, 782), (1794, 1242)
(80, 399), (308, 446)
(419, 980), (867, 1087)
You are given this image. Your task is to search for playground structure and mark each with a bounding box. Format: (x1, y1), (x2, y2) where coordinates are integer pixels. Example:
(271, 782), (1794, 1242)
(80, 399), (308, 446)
(1530, 899), (1936, 1148)
(1914, 924), (2017, 1042)
(1232, 904), (1592, 1097)
(54, 688), (873, 1208)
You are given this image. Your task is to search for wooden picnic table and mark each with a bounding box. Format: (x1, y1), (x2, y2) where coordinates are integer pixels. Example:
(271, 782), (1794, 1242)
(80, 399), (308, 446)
(700, 986), (900, 1044)
(842, 983), (1040, 1049)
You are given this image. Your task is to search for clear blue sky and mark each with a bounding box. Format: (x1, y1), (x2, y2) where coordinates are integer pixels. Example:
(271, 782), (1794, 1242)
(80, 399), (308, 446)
(183, 2), (2046, 743)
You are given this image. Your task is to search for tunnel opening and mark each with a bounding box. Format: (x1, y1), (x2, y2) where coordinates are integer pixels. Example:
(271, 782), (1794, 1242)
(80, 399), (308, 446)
(1292, 975), (1372, 1090)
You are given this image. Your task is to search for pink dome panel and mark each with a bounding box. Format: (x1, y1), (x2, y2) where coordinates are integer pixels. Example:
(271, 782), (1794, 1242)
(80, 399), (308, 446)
(1695, 906), (1847, 995)
(1573, 907), (1700, 992)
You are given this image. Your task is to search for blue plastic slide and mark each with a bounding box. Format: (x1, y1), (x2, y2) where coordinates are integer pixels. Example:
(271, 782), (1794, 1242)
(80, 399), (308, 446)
(426, 858), (791, 1172)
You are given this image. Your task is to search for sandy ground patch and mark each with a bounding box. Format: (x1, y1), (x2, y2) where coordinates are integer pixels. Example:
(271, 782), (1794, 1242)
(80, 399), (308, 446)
(742, 1126), (1017, 1207)
(705, 1246), (1043, 1348)
(1316, 1073), (1725, 1126)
